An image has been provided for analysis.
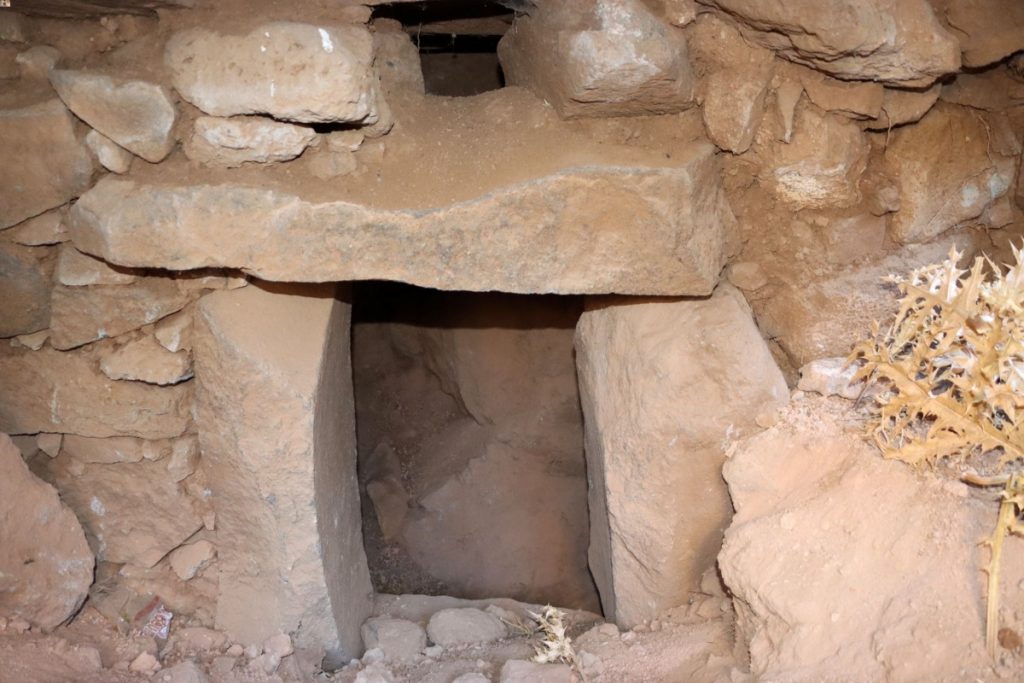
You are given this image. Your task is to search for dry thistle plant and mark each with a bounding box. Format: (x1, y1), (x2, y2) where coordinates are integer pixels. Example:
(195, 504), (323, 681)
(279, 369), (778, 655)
(529, 605), (581, 673)
(851, 245), (1024, 656)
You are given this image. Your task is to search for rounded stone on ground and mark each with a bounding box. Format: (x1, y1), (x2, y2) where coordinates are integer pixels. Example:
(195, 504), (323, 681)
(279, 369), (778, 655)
(361, 617), (426, 662)
(129, 651), (161, 674)
(427, 608), (507, 647)
(262, 632), (294, 658)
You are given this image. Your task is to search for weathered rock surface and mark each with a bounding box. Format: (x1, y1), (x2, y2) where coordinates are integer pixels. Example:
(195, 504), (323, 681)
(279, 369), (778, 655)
(933, 0), (1024, 67)
(100, 335), (192, 385)
(35, 455), (202, 568)
(756, 104), (868, 209)
(796, 357), (864, 399)
(16, 45), (61, 80)
(0, 243), (51, 338)
(0, 344), (192, 439)
(185, 116), (317, 168)
(169, 540), (215, 581)
(49, 276), (192, 350)
(6, 209), (68, 247)
(719, 398), (1002, 680)
(62, 434), (147, 464)
(70, 146), (731, 295)
(154, 308), (192, 353)
(884, 104), (1017, 243)
(498, 0), (695, 119)
(0, 99), (94, 229)
(701, 0), (959, 86)
(55, 243), (136, 286)
(575, 284), (788, 627)
(194, 283), (371, 662)
(165, 23), (379, 124)
(49, 70), (176, 163)
(361, 618), (426, 662)
(500, 660), (573, 683)
(798, 67), (884, 119)
(426, 608), (506, 647)
(85, 129), (132, 174)
(863, 84), (941, 130)
(0, 433), (93, 631)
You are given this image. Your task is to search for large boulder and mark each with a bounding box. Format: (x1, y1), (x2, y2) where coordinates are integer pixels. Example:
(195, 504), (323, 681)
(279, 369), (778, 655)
(574, 284), (788, 627)
(0, 243), (51, 338)
(49, 70), (176, 163)
(719, 397), (1006, 680)
(700, 0), (959, 86)
(884, 104), (1017, 244)
(497, 0), (695, 118)
(0, 99), (94, 229)
(0, 433), (93, 631)
(69, 144), (731, 296)
(194, 283), (372, 664)
(0, 343), (191, 439)
(165, 22), (380, 124)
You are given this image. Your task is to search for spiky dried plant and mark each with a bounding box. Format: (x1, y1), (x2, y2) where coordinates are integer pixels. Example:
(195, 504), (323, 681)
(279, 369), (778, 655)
(530, 605), (580, 672)
(852, 245), (1024, 656)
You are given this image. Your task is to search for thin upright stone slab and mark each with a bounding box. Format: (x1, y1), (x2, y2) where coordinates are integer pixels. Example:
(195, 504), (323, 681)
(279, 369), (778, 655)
(70, 147), (731, 296)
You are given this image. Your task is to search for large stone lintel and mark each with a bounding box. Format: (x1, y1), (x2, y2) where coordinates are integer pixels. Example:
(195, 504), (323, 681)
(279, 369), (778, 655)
(70, 154), (731, 296)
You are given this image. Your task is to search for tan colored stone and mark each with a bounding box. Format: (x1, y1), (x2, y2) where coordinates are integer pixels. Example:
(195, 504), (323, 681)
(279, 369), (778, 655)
(85, 129), (133, 174)
(863, 84), (940, 130)
(100, 335), (193, 385)
(798, 68), (883, 119)
(726, 262), (768, 291)
(166, 434), (199, 482)
(0, 344), (191, 439)
(940, 69), (1024, 112)
(884, 104), (1017, 244)
(55, 243), (136, 286)
(14, 330), (49, 351)
(719, 400), (997, 680)
(497, 0), (695, 119)
(0, 99), (94, 229)
(0, 433), (93, 631)
(49, 70), (176, 163)
(194, 283), (371, 661)
(62, 434), (147, 464)
(373, 27), (424, 96)
(154, 308), (193, 353)
(36, 455), (203, 568)
(36, 432), (62, 458)
(16, 46), (61, 80)
(702, 0), (959, 86)
(69, 145), (731, 295)
(0, 243), (51, 338)
(701, 67), (771, 154)
(933, 0), (1024, 67)
(165, 23), (380, 125)
(169, 540), (216, 581)
(797, 357), (865, 400)
(185, 116), (317, 168)
(49, 276), (192, 350)
(574, 284), (788, 627)
(6, 209), (68, 247)
(757, 104), (868, 209)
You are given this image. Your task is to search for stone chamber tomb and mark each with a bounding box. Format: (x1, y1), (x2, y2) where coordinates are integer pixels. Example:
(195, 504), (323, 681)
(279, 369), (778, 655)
(2, 0), (1024, 681)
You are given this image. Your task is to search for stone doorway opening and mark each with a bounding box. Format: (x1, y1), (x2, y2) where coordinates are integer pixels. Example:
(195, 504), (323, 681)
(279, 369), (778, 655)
(351, 282), (602, 613)
(373, 0), (513, 96)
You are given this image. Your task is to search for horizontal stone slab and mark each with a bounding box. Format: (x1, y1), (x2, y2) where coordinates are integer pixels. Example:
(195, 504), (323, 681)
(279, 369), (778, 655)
(69, 150), (731, 295)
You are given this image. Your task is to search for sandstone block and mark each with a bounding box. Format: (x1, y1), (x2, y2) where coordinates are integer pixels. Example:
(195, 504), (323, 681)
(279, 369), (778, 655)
(49, 70), (176, 163)
(100, 335), (193, 385)
(185, 116), (317, 168)
(798, 68), (884, 119)
(498, 0), (695, 119)
(701, 66), (771, 154)
(719, 400), (997, 679)
(154, 308), (193, 353)
(36, 455), (203, 568)
(937, 0), (1024, 67)
(55, 243), (136, 286)
(885, 104), (1017, 243)
(701, 0), (959, 86)
(165, 23), (379, 124)
(6, 209), (68, 247)
(0, 344), (192, 439)
(575, 284), (788, 627)
(361, 618), (426, 662)
(69, 144), (731, 295)
(85, 129), (133, 174)
(0, 243), (51, 338)
(426, 608), (506, 647)
(863, 84), (941, 130)
(0, 99), (94, 229)
(194, 283), (371, 661)
(169, 540), (216, 581)
(62, 434), (147, 464)
(0, 433), (93, 631)
(49, 276), (192, 350)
